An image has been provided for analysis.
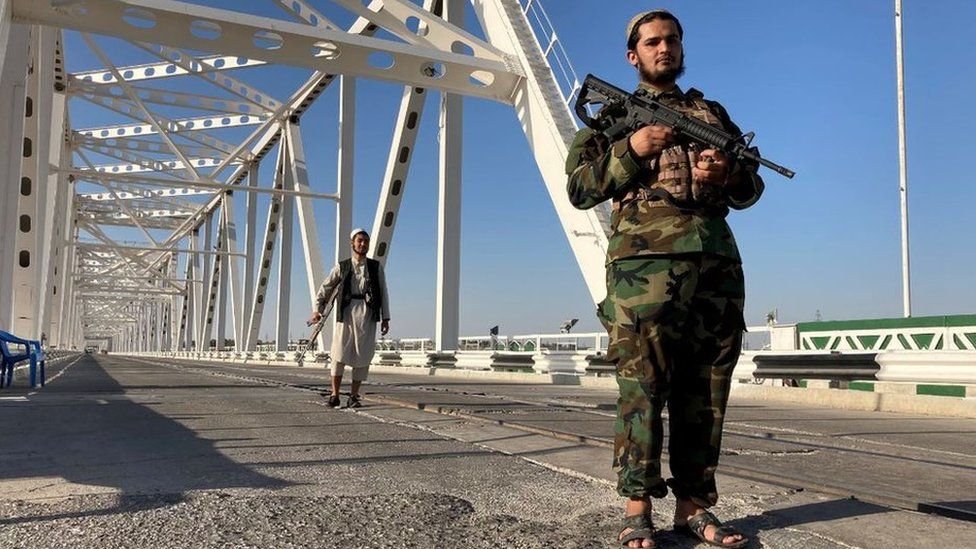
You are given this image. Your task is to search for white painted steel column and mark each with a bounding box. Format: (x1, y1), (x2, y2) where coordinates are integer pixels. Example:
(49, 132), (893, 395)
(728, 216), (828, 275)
(64, 264), (77, 348)
(153, 295), (161, 351)
(38, 48), (67, 342)
(276, 144), (295, 352)
(895, 0), (912, 318)
(435, 0), (463, 352)
(138, 306), (145, 352)
(49, 174), (75, 346)
(215, 206), (230, 351)
(336, 76), (355, 262)
(186, 230), (198, 349)
(285, 121), (327, 352)
(196, 213), (214, 350)
(241, 165), (259, 347)
(221, 190), (242, 351)
(200, 217), (224, 351)
(174, 257), (187, 350)
(166, 254), (179, 351)
(333, 76), (356, 345)
(244, 139), (287, 351)
(12, 26), (55, 339)
(55, 227), (78, 346)
(155, 302), (163, 351)
(0, 23), (28, 329)
(163, 297), (172, 351)
(43, 142), (70, 345)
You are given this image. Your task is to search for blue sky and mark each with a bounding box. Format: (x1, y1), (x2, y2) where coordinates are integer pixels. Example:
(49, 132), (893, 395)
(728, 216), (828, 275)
(64, 0), (976, 341)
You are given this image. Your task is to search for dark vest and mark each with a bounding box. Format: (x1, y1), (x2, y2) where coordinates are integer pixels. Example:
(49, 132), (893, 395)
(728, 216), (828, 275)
(337, 258), (383, 322)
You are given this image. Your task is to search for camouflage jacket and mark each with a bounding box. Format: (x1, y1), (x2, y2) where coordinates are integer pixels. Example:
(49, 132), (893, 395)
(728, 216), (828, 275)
(565, 83), (764, 264)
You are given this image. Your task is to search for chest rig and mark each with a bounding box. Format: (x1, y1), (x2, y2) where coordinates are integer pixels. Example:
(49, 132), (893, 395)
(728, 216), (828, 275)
(616, 89), (727, 212)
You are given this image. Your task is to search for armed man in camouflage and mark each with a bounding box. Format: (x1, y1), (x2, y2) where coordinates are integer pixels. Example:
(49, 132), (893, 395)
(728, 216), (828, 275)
(566, 10), (762, 549)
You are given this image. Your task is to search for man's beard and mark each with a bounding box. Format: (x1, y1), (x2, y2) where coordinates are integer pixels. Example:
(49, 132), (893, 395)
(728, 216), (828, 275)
(637, 56), (685, 86)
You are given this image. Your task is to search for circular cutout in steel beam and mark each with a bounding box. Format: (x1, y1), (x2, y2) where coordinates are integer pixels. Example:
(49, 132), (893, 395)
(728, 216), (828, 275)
(253, 31), (283, 50)
(190, 20), (222, 41)
(123, 8), (157, 29)
(470, 70), (495, 87)
(368, 51), (395, 70)
(421, 62), (445, 79)
(311, 41), (340, 60)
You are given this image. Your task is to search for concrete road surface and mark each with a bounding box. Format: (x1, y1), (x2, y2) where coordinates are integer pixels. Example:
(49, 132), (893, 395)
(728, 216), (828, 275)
(1, 354), (972, 548)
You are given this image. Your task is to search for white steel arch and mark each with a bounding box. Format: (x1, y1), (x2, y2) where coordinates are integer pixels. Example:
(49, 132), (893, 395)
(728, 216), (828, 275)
(0, 0), (607, 354)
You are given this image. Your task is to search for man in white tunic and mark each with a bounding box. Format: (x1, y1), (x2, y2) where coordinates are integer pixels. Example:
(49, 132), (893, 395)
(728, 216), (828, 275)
(310, 229), (390, 408)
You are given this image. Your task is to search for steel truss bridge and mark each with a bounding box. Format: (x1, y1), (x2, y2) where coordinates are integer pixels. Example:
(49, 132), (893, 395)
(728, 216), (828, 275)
(0, 0), (613, 353)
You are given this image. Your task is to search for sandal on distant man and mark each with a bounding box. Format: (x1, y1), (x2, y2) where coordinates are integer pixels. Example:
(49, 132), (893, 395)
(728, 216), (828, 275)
(618, 514), (655, 547)
(675, 511), (748, 548)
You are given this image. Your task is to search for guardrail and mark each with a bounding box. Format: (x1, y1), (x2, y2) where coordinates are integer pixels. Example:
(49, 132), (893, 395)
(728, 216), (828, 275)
(795, 315), (976, 351)
(752, 352), (880, 381)
(127, 319), (976, 394)
(386, 332), (607, 353)
(128, 345), (976, 392)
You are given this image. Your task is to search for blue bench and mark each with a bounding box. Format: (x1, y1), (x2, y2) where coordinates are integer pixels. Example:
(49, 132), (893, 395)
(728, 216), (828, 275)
(0, 330), (45, 389)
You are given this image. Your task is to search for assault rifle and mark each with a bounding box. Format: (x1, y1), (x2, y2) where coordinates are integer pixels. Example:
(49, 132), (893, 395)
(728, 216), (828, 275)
(296, 283), (341, 367)
(574, 74), (795, 179)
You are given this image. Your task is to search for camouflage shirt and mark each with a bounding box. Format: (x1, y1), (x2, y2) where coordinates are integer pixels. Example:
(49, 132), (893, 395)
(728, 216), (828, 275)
(566, 83), (764, 264)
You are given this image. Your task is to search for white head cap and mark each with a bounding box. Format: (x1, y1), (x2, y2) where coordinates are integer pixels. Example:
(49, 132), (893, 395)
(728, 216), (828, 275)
(350, 228), (369, 240)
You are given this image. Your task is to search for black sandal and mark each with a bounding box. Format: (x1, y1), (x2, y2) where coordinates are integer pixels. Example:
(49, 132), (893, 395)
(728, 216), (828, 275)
(618, 514), (655, 547)
(675, 511), (748, 548)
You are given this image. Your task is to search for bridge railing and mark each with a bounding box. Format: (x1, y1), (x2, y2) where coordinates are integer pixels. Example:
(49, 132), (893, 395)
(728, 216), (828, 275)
(381, 333), (607, 353)
(790, 314), (976, 351)
(799, 325), (976, 351)
(127, 318), (976, 389)
(517, 0), (586, 109)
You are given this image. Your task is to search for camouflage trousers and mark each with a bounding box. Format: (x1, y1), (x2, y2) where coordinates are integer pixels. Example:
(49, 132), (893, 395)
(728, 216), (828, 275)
(597, 254), (745, 508)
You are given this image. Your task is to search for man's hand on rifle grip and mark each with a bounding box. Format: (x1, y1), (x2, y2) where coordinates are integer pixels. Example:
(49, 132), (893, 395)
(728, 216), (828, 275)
(627, 124), (675, 158)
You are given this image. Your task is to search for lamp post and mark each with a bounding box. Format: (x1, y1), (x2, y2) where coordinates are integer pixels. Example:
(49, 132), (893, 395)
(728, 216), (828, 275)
(895, 0), (912, 317)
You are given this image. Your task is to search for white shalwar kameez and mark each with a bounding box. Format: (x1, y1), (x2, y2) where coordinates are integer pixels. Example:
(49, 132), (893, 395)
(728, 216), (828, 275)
(316, 258), (390, 372)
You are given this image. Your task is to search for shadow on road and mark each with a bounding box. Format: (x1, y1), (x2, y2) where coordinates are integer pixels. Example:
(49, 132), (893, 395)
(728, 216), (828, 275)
(0, 355), (291, 525)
